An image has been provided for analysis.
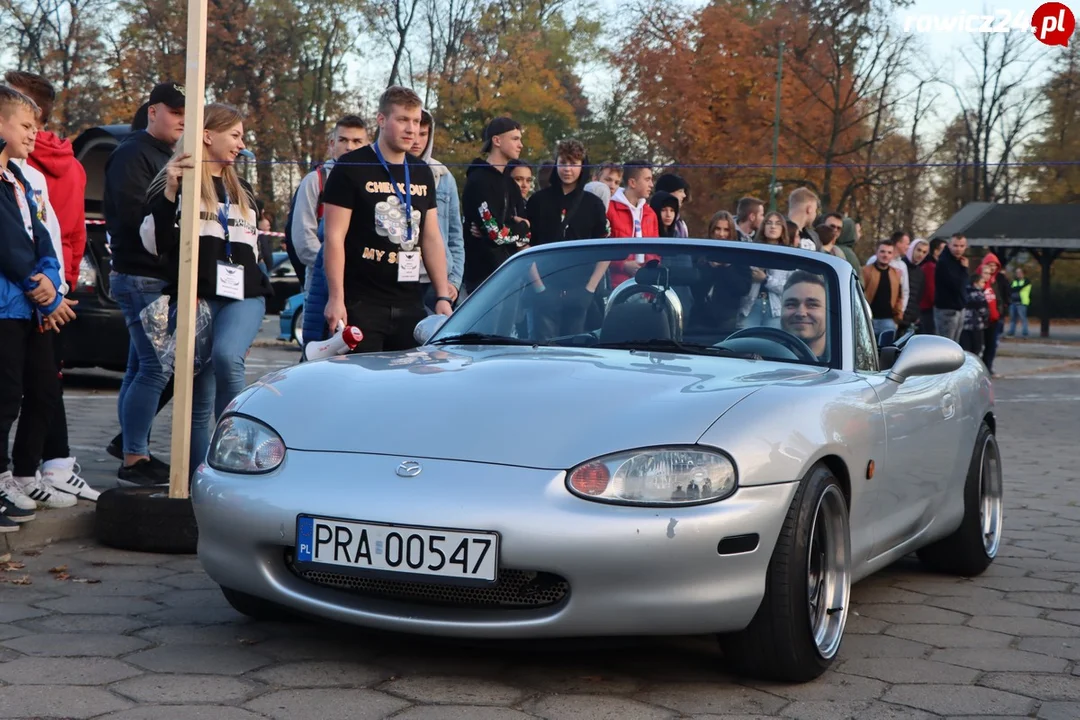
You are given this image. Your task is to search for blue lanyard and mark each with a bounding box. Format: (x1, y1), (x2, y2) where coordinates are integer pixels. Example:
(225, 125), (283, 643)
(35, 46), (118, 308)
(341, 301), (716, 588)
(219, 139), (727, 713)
(216, 191), (233, 262)
(373, 141), (412, 245)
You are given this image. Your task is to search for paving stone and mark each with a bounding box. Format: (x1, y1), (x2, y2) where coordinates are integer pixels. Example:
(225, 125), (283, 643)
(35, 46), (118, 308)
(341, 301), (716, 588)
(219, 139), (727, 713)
(980, 672), (1080, 700)
(16, 612), (150, 634)
(159, 557), (205, 573)
(835, 657), (979, 683)
(884, 623), (1014, 648)
(969, 616), (1080, 638)
(155, 572), (220, 590)
(930, 648), (1069, 672)
(979, 576), (1073, 592)
(891, 580), (1002, 599)
(0, 603), (48, 623)
(0, 622), (29, 640)
(747, 673), (885, 702)
(1, 632), (149, 657)
(882, 684), (1036, 715)
(49, 580), (176, 597)
(34, 595), (163, 615)
(244, 688), (411, 720)
(636, 684), (789, 715)
(850, 586), (927, 604)
(250, 660), (389, 687)
(94, 707), (268, 720)
(835, 634), (930, 659)
(526, 694), (676, 720)
(1047, 611), (1080, 627)
(125, 644), (271, 674)
(1017, 637), (1080, 660)
(843, 613), (888, 634)
(0, 685), (132, 718)
(1008, 592), (1080, 610)
(855, 603), (969, 624)
(110, 673), (262, 703)
(73, 547), (176, 565)
(151, 588), (231, 608)
(61, 564), (175, 582)
(135, 605), (245, 625)
(924, 595), (1044, 617)
(0, 589), (65, 604)
(0, 656), (142, 684)
(252, 633), (382, 662)
(505, 664), (642, 693)
(1039, 701), (1080, 719)
(777, 700), (934, 720)
(381, 674), (523, 706)
(377, 650), (507, 677)
(390, 708), (537, 720)
(135, 623), (274, 646)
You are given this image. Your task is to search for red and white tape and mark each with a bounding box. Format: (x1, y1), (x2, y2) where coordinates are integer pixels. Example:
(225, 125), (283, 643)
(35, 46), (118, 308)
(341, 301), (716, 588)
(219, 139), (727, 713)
(86, 219), (286, 237)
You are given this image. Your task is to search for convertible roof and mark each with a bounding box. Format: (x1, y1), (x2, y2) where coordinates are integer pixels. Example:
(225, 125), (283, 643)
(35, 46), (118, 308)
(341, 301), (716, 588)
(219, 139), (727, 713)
(931, 203), (1080, 249)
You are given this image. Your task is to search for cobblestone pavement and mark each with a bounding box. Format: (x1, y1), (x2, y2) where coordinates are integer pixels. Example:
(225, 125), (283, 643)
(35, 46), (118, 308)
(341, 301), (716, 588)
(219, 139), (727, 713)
(1, 335), (1078, 719)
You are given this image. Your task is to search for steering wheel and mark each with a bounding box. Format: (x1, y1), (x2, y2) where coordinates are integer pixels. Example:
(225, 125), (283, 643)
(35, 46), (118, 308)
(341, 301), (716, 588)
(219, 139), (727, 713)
(722, 326), (819, 364)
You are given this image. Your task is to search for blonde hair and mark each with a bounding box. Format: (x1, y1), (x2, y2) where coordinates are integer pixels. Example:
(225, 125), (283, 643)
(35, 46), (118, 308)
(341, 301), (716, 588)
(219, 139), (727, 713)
(148, 103), (251, 215)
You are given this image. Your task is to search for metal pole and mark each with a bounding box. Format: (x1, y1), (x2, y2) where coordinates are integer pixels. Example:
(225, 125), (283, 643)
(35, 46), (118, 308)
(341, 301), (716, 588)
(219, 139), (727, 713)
(168, 0), (209, 499)
(769, 40), (784, 212)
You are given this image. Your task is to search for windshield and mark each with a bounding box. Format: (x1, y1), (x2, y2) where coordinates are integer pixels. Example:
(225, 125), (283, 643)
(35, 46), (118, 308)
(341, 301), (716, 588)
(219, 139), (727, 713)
(432, 242), (842, 368)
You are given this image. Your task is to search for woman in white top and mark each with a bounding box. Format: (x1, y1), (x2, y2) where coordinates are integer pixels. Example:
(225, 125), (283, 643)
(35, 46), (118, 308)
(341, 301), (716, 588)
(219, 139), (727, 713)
(739, 211), (793, 329)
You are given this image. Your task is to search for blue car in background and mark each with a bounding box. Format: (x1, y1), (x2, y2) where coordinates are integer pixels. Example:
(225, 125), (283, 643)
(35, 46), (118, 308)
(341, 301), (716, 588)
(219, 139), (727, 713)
(278, 290), (304, 345)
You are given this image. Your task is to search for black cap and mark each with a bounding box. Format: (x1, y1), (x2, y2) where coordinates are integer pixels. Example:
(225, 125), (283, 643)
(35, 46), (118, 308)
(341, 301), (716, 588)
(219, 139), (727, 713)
(148, 82), (186, 109)
(481, 117), (521, 153)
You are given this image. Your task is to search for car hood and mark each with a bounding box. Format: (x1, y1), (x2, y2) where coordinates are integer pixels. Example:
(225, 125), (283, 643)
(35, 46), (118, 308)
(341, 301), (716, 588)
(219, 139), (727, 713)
(236, 346), (825, 469)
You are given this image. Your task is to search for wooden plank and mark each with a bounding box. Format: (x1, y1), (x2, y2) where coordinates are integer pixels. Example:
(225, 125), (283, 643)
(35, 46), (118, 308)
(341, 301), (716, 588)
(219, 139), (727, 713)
(168, 0), (210, 500)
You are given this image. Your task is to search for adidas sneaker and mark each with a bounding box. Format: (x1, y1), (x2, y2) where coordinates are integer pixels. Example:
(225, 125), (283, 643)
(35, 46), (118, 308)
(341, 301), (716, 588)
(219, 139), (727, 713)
(16, 472), (77, 509)
(42, 458), (100, 501)
(0, 471), (36, 511)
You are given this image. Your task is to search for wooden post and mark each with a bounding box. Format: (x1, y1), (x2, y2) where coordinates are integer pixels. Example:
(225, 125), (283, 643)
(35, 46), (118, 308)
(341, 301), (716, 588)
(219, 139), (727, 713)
(168, 0), (209, 500)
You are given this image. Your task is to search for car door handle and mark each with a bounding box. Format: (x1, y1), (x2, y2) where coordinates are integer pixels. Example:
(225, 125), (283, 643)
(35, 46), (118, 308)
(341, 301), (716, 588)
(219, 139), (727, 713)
(941, 393), (956, 420)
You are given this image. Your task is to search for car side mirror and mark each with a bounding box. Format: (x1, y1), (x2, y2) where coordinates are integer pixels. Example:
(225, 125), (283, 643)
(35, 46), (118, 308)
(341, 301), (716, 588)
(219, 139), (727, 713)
(414, 314), (448, 345)
(886, 335), (965, 384)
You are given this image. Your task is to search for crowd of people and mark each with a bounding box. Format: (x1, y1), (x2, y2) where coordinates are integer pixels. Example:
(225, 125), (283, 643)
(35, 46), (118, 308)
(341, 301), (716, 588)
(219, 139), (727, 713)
(0, 73), (1036, 530)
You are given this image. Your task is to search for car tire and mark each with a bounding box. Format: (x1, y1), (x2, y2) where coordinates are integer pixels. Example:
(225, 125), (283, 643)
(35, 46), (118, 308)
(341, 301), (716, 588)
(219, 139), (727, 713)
(220, 586), (300, 622)
(719, 463), (852, 682)
(94, 487), (198, 554)
(916, 421), (1002, 576)
(291, 306), (303, 346)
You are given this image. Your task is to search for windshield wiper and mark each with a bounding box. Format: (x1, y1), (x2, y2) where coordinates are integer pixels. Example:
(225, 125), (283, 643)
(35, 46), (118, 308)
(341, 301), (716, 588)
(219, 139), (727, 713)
(429, 332), (543, 346)
(593, 338), (756, 358)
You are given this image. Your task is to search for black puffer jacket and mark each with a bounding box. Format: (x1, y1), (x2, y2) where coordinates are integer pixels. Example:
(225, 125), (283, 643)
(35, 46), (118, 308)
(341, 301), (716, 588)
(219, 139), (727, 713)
(901, 256), (926, 325)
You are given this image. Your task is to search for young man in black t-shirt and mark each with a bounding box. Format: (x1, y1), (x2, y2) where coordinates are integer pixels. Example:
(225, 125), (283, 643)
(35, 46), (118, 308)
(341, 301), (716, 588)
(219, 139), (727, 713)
(321, 86), (453, 352)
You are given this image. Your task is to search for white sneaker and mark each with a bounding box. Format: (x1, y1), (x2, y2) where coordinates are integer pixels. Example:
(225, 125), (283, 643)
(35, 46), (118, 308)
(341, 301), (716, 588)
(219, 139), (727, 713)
(17, 473), (77, 509)
(0, 471), (37, 511)
(42, 458), (99, 502)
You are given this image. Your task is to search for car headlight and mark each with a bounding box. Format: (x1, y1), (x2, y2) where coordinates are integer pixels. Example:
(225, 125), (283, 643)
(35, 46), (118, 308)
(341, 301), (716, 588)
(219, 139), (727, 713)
(567, 447), (737, 506)
(208, 415), (286, 474)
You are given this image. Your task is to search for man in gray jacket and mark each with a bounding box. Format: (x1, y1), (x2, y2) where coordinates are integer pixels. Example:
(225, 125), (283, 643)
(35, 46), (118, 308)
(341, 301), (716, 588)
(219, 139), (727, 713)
(410, 109), (464, 308)
(290, 115), (368, 292)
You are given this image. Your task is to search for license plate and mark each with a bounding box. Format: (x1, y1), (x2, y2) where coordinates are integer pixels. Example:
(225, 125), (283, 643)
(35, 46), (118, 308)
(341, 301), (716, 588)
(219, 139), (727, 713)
(295, 516), (499, 582)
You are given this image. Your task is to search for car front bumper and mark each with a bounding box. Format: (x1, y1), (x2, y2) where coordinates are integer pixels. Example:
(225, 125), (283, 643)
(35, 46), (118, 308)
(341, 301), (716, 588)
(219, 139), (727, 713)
(192, 450), (798, 637)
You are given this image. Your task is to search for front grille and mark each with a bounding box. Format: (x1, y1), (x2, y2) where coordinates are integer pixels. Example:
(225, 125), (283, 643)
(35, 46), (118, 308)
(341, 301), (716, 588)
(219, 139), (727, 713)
(286, 554), (569, 610)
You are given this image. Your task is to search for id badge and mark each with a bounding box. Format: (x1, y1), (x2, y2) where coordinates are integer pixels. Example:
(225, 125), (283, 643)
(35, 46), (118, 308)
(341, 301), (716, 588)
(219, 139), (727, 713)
(216, 261), (245, 300)
(397, 251), (421, 282)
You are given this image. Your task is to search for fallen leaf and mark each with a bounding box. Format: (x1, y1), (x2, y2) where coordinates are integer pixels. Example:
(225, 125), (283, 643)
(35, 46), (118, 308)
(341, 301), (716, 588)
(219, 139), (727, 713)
(48, 565), (68, 574)
(21, 550), (40, 557)
(238, 638), (259, 645)
(11, 575), (32, 585)
(2, 561), (26, 571)
(53, 573), (71, 581)
(71, 578), (101, 584)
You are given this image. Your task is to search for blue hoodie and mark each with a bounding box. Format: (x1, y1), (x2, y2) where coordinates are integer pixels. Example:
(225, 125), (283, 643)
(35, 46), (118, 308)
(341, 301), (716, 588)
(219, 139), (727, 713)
(0, 160), (64, 321)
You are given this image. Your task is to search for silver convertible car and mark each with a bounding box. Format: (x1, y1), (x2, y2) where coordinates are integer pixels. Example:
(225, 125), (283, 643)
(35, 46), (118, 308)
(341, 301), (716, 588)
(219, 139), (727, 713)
(192, 238), (1003, 682)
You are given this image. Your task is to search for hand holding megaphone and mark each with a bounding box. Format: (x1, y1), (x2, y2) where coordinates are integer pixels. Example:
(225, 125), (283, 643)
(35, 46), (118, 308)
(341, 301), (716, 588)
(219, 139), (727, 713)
(305, 321), (363, 360)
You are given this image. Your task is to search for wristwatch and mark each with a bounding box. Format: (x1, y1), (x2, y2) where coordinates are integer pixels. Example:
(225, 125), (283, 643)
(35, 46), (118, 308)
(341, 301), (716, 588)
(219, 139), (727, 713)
(436, 296), (454, 305)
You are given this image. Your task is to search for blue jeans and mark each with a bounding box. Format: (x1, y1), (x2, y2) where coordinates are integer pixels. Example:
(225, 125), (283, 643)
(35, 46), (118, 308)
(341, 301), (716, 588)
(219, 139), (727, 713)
(190, 296), (265, 473)
(1008, 304), (1029, 337)
(110, 273), (171, 456)
(873, 318), (897, 336)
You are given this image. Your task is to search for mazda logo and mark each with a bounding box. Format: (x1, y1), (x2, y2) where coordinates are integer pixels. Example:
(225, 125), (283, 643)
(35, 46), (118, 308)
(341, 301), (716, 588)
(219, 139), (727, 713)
(396, 461), (422, 478)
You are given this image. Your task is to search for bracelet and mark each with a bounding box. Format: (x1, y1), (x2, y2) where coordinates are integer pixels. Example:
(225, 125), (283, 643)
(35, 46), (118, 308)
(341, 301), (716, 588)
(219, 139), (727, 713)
(436, 296), (454, 305)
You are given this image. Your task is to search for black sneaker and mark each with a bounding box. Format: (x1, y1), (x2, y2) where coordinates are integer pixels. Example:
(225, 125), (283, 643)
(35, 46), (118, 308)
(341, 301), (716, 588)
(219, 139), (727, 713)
(0, 491), (35, 523)
(145, 455), (171, 477)
(117, 459), (169, 487)
(106, 436), (123, 460)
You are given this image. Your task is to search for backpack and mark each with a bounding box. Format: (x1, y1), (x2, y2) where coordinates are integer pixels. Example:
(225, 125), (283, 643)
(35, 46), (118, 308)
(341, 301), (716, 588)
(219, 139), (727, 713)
(283, 164), (328, 287)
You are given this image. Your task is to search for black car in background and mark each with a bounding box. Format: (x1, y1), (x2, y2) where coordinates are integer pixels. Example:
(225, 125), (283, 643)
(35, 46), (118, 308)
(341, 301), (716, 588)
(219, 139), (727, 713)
(62, 125), (132, 372)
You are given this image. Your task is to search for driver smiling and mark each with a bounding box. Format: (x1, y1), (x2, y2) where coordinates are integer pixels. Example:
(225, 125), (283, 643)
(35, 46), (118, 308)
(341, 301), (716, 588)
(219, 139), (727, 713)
(780, 270), (827, 361)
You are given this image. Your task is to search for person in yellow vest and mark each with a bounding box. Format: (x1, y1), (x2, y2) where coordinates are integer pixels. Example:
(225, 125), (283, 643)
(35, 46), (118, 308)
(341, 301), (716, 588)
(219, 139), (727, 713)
(1007, 267), (1032, 338)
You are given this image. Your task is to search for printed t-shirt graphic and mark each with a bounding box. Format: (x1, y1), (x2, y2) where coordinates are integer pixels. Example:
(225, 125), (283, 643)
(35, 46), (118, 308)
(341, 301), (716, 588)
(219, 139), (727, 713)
(322, 145), (437, 307)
